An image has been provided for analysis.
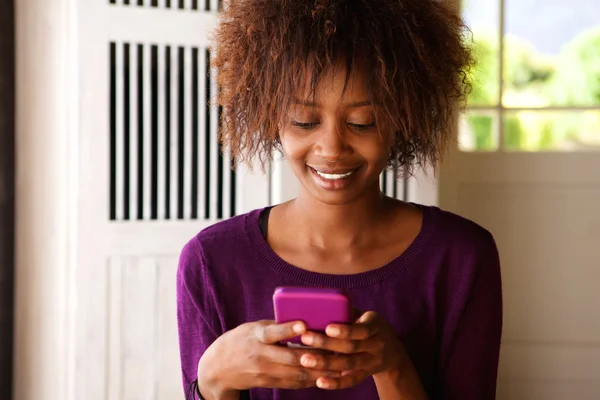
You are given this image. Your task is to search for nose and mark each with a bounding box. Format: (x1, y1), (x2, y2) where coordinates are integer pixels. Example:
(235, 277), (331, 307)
(313, 123), (348, 162)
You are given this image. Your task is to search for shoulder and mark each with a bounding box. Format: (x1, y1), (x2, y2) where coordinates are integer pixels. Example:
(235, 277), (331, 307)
(425, 205), (497, 255)
(177, 208), (262, 280)
(416, 205), (500, 279)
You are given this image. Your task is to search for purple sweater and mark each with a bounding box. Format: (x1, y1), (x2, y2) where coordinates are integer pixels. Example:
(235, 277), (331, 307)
(177, 205), (502, 399)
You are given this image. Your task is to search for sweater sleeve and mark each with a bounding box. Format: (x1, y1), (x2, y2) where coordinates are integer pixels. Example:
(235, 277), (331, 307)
(176, 238), (222, 395)
(439, 235), (503, 399)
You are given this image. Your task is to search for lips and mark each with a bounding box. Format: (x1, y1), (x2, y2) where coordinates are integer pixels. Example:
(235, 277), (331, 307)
(307, 165), (360, 190)
(309, 166), (357, 178)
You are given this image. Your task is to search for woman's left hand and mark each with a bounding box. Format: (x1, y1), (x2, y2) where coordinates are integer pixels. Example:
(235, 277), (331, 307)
(298, 310), (409, 390)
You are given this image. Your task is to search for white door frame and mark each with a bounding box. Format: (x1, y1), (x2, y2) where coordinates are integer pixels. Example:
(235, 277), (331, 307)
(14, 0), (79, 399)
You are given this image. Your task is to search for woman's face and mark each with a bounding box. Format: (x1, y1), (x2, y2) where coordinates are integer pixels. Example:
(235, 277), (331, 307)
(279, 66), (392, 205)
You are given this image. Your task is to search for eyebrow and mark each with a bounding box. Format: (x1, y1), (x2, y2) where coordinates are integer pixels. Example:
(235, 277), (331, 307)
(292, 98), (372, 108)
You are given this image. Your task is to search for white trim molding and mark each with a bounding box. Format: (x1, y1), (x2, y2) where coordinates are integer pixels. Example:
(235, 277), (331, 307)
(14, 0), (79, 399)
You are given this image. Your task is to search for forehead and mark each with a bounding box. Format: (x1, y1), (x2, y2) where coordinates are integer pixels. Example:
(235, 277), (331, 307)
(295, 62), (371, 104)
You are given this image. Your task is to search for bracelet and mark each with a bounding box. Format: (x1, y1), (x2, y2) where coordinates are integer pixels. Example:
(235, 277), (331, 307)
(186, 379), (204, 400)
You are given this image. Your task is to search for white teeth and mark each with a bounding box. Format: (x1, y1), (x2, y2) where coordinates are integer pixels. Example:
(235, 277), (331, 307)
(315, 170), (354, 180)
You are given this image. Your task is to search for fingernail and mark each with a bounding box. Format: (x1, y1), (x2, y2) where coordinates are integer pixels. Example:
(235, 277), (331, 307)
(326, 326), (340, 336)
(317, 378), (330, 389)
(301, 355), (316, 368)
(293, 323), (305, 334)
(301, 334), (313, 345)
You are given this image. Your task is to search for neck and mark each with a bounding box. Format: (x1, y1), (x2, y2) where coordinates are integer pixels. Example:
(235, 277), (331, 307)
(287, 184), (389, 248)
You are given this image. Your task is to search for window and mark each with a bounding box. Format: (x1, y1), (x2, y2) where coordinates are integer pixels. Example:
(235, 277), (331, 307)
(460, 0), (600, 152)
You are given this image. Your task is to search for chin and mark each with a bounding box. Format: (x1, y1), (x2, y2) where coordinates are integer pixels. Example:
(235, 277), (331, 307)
(303, 183), (370, 206)
(312, 193), (360, 206)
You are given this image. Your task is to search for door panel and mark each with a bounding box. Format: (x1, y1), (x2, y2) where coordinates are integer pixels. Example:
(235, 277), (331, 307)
(77, 2), (269, 399)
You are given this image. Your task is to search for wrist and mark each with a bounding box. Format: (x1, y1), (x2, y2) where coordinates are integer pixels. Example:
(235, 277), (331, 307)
(197, 350), (239, 400)
(373, 359), (428, 400)
(374, 366), (402, 382)
(197, 374), (238, 400)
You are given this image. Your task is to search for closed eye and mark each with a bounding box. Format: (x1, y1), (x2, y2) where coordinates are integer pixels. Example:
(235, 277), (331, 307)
(291, 121), (376, 131)
(291, 121), (319, 129)
(349, 122), (377, 131)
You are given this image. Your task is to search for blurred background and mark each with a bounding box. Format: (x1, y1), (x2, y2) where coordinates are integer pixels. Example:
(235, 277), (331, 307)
(0, 0), (598, 399)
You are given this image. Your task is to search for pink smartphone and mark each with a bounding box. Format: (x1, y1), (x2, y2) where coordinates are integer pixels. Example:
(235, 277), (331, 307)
(273, 286), (352, 347)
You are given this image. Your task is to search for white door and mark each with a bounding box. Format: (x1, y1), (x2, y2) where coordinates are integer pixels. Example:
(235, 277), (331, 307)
(441, 0), (600, 398)
(75, 2), (269, 399)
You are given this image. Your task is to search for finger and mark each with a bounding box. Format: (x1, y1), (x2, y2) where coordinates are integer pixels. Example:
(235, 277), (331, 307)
(254, 375), (318, 390)
(277, 380), (317, 390)
(273, 379), (318, 390)
(300, 352), (374, 372)
(255, 320), (306, 344)
(316, 370), (369, 390)
(325, 320), (377, 340)
(356, 310), (379, 324)
(268, 364), (342, 381)
(260, 345), (320, 367)
(301, 332), (371, 354)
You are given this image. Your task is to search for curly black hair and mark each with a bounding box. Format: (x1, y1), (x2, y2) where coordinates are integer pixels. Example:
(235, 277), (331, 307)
(212, 0), (473, 172)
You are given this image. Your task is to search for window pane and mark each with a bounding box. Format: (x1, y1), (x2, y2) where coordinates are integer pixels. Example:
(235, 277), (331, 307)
(503, 110), (600, 151)
(459, 110), (500, 151)
(504, 0), (600, 107)
(462, 0), (500, 106)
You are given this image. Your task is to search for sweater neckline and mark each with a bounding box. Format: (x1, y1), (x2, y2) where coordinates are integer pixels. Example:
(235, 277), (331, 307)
(245, 203), (438, 288)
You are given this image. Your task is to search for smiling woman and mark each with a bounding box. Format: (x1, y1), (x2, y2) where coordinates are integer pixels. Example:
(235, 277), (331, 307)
(279, 66), (389, 204)
(177, 1), (502, 400)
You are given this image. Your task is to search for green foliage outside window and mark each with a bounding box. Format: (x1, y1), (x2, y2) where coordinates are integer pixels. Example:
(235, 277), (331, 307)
(464, 27), (600, 151)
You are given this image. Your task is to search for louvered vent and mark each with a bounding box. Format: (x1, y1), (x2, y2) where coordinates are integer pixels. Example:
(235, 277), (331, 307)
(381, 168), (408, 201)
(108, 0), (222, 11)
(109, 42), (236, 221)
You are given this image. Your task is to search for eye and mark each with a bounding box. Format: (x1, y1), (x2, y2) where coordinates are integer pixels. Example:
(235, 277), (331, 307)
(291, 121), (319, 130)
(348, 121), (377, 132)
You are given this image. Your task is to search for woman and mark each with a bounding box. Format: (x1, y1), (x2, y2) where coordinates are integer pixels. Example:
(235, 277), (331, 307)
(177, 0), (502, 399)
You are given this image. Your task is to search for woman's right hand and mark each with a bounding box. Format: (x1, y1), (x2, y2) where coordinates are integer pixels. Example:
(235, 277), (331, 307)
(197, 320), (340, 400)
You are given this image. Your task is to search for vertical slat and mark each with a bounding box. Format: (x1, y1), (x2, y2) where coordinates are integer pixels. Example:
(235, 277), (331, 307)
(110, 42), (116, 220)
(386, 170), (395, 198)
(222, 148), (232, 218)
(183, 47), (193, 219)
(197, 49), (207, 219)
(210, 0), (219, 12)
(143, 44), (152, 220)
(115, 43), (125, 220)
(129, 44), (139, 220)
(157, 45), (167, 220)
(184, 0), (192, 11)
(157, 0), (166, 8)
(169, 46), (179, 220)
(209, 65), (219, 219)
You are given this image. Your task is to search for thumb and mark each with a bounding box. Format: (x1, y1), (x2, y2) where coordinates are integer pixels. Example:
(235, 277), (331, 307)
(352, 308), (364, 322)
(355, 310), (379, 324)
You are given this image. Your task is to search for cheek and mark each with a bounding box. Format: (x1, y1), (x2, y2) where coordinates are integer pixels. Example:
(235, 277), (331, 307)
(280, 133), (309, 162)
(357, 138), (390, 165)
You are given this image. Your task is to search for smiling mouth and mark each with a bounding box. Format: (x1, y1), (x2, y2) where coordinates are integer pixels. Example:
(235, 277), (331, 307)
(308, 166), (358, 181)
